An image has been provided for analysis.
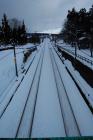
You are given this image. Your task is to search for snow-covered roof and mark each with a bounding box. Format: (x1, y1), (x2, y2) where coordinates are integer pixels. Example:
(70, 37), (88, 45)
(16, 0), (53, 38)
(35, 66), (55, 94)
(79, 37), (87, 41)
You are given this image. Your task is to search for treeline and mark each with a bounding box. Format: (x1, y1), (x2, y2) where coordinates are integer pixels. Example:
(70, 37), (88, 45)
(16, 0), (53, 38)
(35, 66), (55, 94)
(0, 14), (27, 46)
(60, 5), (93, 56)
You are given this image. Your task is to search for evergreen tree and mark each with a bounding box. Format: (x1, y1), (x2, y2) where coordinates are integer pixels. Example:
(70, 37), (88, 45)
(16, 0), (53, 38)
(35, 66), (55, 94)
(21, 20), (27, 44)
(1, 14), (11, 45)
(89, 5), (93, 57)
(16, 21), (27, 45)
(12, 26), (18, 45)
(60, 5), (93, 56)
(0, 26), (2, 46)
(0, 14), (27, 46)
(61, 8), (79, 44)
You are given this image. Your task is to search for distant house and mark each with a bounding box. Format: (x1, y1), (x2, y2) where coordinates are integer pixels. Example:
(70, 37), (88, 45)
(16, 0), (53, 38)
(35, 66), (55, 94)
(78, 37), (89, 49)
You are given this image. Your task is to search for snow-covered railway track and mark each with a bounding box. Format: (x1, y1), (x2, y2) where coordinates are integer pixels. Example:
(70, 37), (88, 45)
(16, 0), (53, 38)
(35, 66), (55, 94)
(31, 42), (66, 138)
(16, 47), (45, 138)
(0, 52), (36, 119)
(55, 48), (93, 112)
(50, 47), (93, 136)
(50, 48), (81, 136)
(0, 47), (44, 138)
(0, 38), (93, 138)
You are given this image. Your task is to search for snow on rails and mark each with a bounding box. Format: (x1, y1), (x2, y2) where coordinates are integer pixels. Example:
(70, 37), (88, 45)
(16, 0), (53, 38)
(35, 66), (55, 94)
(0, 38), (93, 138)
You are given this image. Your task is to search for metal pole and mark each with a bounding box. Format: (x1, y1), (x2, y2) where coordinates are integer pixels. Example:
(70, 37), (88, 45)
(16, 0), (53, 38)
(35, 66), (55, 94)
(75, 42), (77, 59)
(13, 45), (18, 77)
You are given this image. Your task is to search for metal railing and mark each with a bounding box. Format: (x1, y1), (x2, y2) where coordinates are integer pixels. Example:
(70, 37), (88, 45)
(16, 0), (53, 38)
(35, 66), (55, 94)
(57, 45), (93, 66)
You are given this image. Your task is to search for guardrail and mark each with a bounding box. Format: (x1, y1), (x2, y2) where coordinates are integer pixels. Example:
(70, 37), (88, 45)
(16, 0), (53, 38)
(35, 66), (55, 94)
(56, 45), (93, 66)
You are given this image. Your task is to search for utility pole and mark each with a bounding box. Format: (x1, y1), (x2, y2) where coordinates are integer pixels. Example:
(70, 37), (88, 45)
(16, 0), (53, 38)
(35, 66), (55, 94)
(90, 27), (93, 57)
(75, 43), (77, 59)
(75, 36), (78, 60)
(69, 30), (78, 59)
(54, 35), (56, 48)
(13, 44), (18, 77)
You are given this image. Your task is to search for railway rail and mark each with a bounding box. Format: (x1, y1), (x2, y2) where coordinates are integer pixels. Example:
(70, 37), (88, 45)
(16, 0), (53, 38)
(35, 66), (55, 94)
(50, 46), (93, 136)
(0, 39), (93, 138)
(50, 48), (81, 136)
(54, 47), (93, 112)
(16, 46), (45, 138)
(0, 50), (37, 119)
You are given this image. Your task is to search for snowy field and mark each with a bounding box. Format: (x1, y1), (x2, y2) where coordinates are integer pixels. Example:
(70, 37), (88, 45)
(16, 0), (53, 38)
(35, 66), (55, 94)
(0, 43), (36, 97)
(0, 38), (93, 138)
(0, 49), (16, 96)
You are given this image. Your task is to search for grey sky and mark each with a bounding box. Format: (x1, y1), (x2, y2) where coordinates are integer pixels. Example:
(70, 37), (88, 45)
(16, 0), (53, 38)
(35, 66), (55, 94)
(0, 0), (93, 33)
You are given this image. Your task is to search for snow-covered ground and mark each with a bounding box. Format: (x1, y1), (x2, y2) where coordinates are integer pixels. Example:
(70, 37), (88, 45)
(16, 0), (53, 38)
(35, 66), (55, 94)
(0, 43), (36, 97)
(64, 59), (93, 108)
(0, 47), (41, 137)
(0, 38), (93, 138)
(0, 49), (16, 96)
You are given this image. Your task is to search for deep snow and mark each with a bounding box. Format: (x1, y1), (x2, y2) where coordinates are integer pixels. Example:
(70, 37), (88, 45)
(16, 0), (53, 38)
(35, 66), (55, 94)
(0, 44), (36, 97)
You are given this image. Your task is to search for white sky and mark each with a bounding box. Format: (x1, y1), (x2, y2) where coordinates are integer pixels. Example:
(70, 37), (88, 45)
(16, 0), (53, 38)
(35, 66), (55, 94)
(0, 0), (93, 33)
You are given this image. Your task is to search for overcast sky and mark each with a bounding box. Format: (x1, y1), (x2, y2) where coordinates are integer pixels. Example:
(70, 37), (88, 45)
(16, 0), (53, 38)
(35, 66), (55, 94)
(0, 0), (93, 33)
